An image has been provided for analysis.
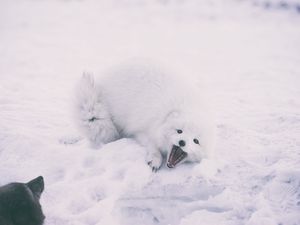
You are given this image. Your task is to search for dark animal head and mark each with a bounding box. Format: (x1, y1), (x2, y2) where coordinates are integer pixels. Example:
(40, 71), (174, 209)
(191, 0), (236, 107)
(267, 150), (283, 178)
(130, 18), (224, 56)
(0, 176), (45, 225)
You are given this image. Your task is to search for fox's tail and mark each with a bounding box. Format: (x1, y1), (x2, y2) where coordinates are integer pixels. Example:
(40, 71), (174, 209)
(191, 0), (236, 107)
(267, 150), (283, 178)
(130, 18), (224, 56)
(75, 73), (119, 146)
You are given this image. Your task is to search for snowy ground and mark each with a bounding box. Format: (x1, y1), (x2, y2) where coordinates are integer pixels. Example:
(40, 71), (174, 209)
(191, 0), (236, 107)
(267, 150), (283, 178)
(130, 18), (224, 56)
(1, 0), (300, 225)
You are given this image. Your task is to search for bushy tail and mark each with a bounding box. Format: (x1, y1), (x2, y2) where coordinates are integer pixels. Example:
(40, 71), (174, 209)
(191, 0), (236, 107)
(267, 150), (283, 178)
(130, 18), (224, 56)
(75, 73), (119, 147)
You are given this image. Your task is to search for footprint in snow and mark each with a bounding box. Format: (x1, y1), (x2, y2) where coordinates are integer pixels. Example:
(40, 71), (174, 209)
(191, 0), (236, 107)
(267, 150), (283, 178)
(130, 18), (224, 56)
(114, 179), (225, 225)
(263, 170), (300, 214)
(58, 135), (83, 145)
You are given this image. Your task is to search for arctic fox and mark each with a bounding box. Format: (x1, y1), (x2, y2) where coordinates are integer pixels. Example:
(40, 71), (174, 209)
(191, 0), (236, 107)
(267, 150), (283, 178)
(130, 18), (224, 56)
(75, 62), (213, 171)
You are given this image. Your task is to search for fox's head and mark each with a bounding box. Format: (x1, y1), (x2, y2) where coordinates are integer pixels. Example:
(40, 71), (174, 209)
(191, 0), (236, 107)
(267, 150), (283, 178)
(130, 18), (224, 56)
(160, 111), (213, 168)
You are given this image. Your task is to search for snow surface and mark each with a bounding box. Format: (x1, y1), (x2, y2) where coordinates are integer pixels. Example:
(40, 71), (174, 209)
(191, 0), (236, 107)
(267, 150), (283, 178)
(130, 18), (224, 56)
(0, 0), (300, 225)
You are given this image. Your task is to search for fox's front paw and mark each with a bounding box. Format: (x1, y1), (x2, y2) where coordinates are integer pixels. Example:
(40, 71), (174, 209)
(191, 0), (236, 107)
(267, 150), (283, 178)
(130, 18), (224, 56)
(147, 152), (163, 172)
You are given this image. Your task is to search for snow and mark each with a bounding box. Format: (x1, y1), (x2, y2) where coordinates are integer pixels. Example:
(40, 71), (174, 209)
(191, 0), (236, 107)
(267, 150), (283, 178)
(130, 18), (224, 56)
(0, 0), (300, 225)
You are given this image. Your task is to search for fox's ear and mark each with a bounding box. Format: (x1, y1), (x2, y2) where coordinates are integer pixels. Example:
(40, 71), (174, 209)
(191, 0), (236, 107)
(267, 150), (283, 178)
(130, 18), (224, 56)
(27, 176), (44, 199)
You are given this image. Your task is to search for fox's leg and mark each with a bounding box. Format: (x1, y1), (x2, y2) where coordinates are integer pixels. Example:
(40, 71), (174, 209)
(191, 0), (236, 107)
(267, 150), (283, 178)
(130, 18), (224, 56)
(135, 133), (163, 172)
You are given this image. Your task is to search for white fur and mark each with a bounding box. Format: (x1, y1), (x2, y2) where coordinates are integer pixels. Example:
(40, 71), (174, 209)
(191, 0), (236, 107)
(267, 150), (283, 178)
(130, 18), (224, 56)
(75, 62), (214, 170)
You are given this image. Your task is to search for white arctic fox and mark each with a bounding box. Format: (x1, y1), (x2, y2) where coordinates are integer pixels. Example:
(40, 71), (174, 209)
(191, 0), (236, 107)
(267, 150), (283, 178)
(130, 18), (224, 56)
(75, 62), (214, 171)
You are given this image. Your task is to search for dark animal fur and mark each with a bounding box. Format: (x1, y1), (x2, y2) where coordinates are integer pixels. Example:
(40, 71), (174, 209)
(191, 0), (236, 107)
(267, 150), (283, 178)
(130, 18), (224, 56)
(0, 176), (45, 225)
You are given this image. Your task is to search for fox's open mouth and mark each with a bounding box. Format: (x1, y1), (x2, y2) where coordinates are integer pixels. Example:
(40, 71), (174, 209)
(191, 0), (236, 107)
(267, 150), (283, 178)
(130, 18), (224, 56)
(167, 145), (188, 168)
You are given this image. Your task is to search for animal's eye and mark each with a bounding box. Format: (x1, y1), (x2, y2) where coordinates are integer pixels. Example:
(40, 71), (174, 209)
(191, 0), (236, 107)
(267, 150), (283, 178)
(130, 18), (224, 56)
(193, 139), (199, 144)
(177, 129), (183, 134)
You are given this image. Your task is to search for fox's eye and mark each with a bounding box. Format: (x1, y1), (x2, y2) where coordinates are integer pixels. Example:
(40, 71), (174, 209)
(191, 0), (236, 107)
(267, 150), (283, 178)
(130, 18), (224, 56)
(193, 139), (199, 144)
(177, 129), (183, 134)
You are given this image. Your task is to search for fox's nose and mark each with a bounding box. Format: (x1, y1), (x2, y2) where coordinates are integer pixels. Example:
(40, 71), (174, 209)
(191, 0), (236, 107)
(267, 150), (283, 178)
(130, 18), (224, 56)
(178, 140), (185, 147)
